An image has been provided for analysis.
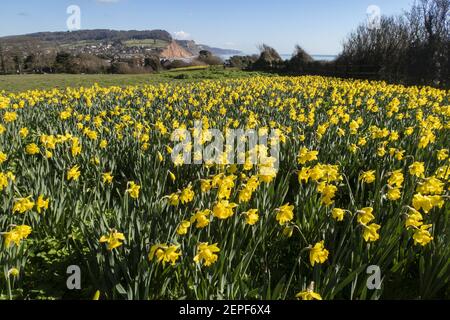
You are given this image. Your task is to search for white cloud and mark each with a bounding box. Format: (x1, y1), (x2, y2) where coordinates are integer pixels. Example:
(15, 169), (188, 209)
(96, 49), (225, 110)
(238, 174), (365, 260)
(173, 31), (192, 40)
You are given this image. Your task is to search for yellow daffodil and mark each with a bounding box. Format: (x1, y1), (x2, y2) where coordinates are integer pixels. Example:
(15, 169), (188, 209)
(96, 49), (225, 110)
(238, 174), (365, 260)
(71, 138), (82, 157)
(149, 244), (181, 266)
(296, 290), (322, 300)
(413, 224), (433, 246)
(416, 177), (444, 195)
(296, 282), (322, 300)
(388, 170), (404, 188)
(437, 149), (448, 161)
(2, 225), (32, 247)
(317, 183), (338, 206)
(3, 111), (18, 123)
(67, 165), (81, 181)
(19, 127), (29, 138)
(359, 170), (376, 184)
(176, 220), (191, 235)
(99, 230), (125, 250)
(0, 151), (7, 164)
(357, 207), (375, 225)
(25, 143), (40, 155)
(276, 203), (294, 225)
(200, 179), (212, 193)
(36, 195), (49, 214)
(0, 172), (9, 191)
(168, 171), (176, 182)
(126, 181), (141, 199)
(8, 268), (20, 277)
(412, 194), (444, 213)
(180, 185), (194, 204)
(409, 162), (425, 178)
(238, 186), (253, 203)
(362, 223), (381, 242)
(102, 172), (114, 184)
(190, 209), (211, 228)
(298, 167), (310, 183)
(387, 187), (402, 201)
(194, 242), (220, 267)
(168, 193), (180, 206)
(92, 290), (101, 300)
(13, 197), (35, 214)
(332, 208), (346, 221)
(244, 209), (259, 225)
(309, 241), (329, 266)
(405, 209), (423, 229)
(213, 200), (238, 220)
(297, 147), (319, 165)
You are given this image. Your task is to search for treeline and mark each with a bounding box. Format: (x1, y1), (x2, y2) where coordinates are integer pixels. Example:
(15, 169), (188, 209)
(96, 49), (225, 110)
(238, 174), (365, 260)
(339, 0), (449, 86)
(0, 49), (224, 75)
(52, 51), (164, 74)
(236, 0), (449, 87)
(4, 29), (173, 43)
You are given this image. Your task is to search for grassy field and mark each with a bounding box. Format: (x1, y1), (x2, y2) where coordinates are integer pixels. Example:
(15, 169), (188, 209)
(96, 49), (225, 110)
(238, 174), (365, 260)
(123, 39), (169, 48)
(0, 68), (266, 93)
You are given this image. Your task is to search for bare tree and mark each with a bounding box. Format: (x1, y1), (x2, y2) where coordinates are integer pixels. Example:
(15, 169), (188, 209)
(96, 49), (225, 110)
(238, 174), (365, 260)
(407, 0), (449, 84)
(338, 0), (449, 86)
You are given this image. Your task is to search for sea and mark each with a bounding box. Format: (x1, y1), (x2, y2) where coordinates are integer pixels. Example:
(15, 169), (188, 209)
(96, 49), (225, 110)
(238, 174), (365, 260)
(219, 53), (337, 62)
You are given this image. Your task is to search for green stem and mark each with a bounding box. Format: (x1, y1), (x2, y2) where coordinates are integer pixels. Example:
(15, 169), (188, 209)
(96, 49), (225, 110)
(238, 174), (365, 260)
(5, 272), (12, 300)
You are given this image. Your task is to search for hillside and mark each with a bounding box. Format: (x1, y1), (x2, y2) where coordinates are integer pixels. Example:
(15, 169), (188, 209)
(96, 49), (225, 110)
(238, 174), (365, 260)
(0, 29), (241, 74)
(10, 29), (173, 43)
(0, 29), (239, 59)
(160, 41), (194, 59)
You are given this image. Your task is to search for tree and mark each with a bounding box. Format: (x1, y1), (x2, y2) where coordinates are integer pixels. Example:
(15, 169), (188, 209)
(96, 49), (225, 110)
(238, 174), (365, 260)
(287, 45), (314, 73)
(228, 55), (258, 69)
(13, 54), (23, 74)
(0, 44), (6, 74)
(144, 55), (162, 72)
(196, 50), (223, 65)
(406, 0), (449, 85)
(55, 52), (73, 73)
(338, 0), (449, 86)
(252, 44), (283, 71)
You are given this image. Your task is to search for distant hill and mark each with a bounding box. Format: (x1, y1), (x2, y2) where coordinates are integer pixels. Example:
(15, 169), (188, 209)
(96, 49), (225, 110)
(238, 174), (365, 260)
(0, 29), (241, 74)
(199, 45), (241, 56)
(0, 29), (240, 59)
(176, 40), (241, 56)
(2, 29), (173, 43)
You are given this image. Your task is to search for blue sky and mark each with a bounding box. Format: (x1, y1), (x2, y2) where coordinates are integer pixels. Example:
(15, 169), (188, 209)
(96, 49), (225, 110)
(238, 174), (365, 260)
(0, 0), (414, 55)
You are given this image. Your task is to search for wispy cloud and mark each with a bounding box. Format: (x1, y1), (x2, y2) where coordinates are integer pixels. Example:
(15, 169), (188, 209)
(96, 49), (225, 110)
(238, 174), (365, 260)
(173, 31), (192, 40)
(17, 12), (29, 17)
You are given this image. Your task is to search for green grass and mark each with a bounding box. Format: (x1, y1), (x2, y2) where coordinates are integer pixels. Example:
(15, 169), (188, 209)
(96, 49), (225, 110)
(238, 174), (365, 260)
(123, 39), (169, 48)
(0, 68), (268, 93)
(166, 65), (210, 72)
(59, 40), (99, 49)
(59, 39), (170, 50)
